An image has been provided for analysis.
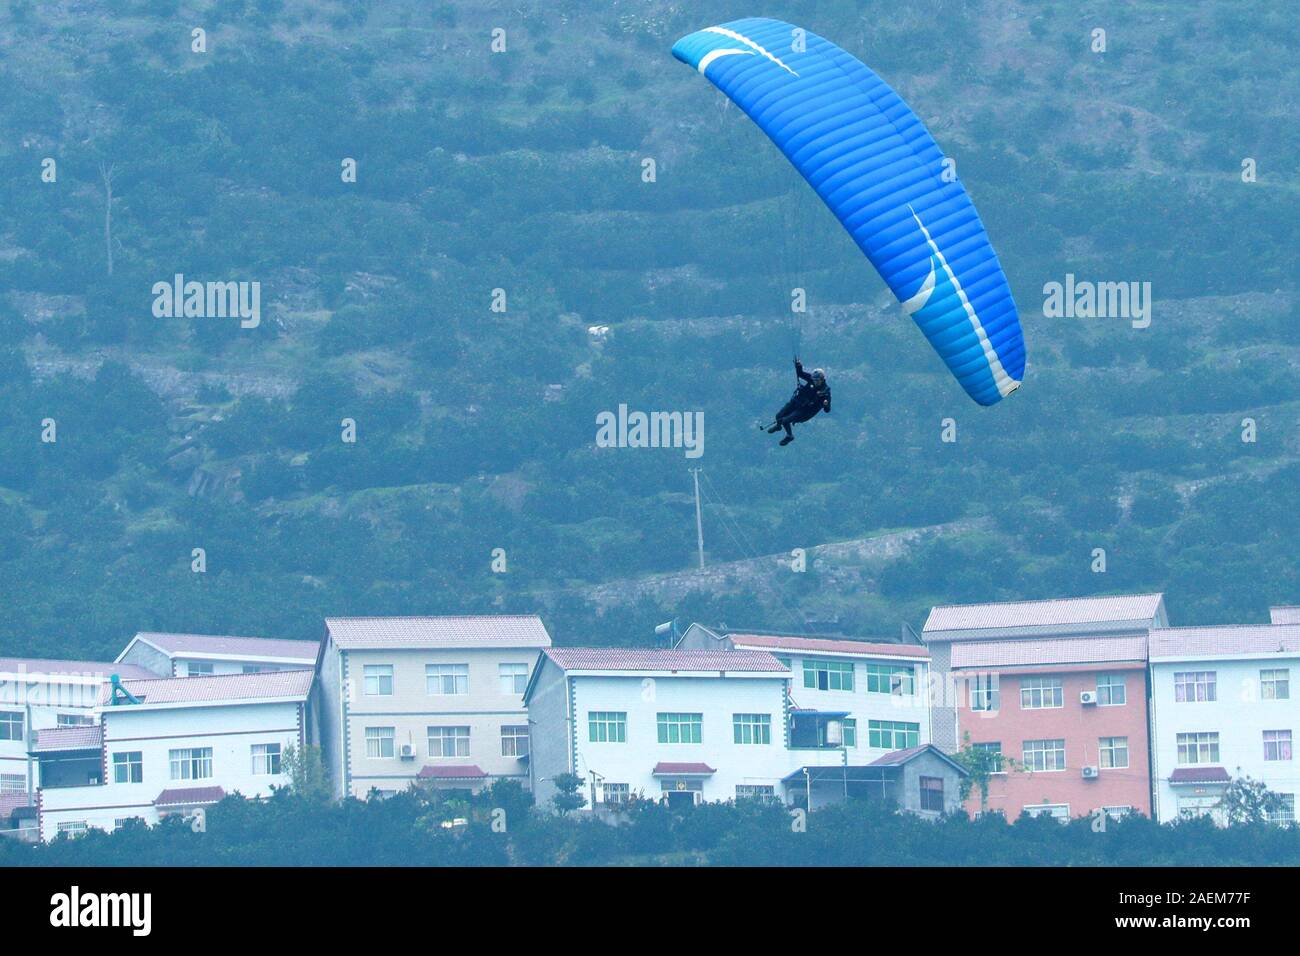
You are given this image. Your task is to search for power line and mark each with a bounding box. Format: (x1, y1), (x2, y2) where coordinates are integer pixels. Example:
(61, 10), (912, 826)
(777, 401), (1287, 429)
(696, 468), (820, 639)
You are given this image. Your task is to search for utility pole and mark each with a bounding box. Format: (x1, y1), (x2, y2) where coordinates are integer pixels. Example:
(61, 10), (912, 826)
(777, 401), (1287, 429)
(690, 468), (705, 570)
(843, 744), (849, 799)
(25, 702), (34, 799)
(98, 162), (116, 277)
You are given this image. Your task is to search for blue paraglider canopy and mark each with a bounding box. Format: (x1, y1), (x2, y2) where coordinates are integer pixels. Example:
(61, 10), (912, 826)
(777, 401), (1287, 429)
(673, 17), (1026, 406)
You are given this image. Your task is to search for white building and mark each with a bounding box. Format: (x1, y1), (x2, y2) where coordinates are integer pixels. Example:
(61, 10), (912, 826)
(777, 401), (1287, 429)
(0, 656), (156, 828)
(1150, 621), (1300, 824)
(37, 669), (314, 841)
(678, 626), (933, 770)
(117, 632), (319, 677)
(316, 615), (551, 799)
(525, 647), (792, 809)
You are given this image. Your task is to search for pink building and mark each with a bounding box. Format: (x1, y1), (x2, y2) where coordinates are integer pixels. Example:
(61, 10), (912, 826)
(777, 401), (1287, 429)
(924, 594), (1167, 821)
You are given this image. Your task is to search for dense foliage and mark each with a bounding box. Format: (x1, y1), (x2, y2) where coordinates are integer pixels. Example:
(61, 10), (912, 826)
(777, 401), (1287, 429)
(6, 783), (1300, 867)
(0, 0), (1297, 660)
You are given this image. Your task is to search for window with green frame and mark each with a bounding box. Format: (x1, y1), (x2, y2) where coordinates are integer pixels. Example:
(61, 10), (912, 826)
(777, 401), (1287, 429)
(732, 713), (771, 745)
(867, 719), (920, 750)
(657, 712), (702, 744)
(865, 663), (915, 695)
(588, 711), (626, 743)
(803, 659), (854, 691)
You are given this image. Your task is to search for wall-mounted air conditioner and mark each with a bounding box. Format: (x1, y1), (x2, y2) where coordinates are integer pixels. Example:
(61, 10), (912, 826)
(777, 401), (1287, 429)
(1081, 765), (1100, 779)
(1080, 691), (1098, 706)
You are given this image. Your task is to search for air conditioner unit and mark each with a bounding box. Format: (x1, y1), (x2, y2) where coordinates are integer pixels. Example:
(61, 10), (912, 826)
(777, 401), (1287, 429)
(1080, 691), (1098, 705)
(399, 743), (416, 760)
(1081, 765), (1100, 779)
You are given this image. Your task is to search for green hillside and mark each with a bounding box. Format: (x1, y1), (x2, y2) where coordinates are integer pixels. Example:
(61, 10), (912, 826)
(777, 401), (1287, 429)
(0, 0), (1297, 660)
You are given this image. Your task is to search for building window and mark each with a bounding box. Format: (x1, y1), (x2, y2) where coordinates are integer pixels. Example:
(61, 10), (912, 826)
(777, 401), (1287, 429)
(588, 712), (627, 743)
(365, 727), (395, 759)
(1020, 676), (1063, 710)
(1176, 732), (1220, 764)
(426, 663), (469, 696)
(1174, 671), (1216, 702)
(57, 822), (89, 837)
(919, 776), (945, 812)
(0, 773), (25, 793)
(0, 711), (24, 741)
(866, 663), (915, 695)
(1268, 794), (1296, 825)
(732, 714), (772, 745)
(1102, 805), (1133, 821)
(736, 785), (776, 801)
(1022, 739), (1067, 772)
(602, 783), (630, 804)
(112, 751), (143, 784)
(969, 673), (1000, 712)
(1096, 674), (1126, 706)
(168, 747), (213, 781)
(56, 713), (95, 727)
(499, 663), (529, 695)
(1262, 669), (1291, 700)
(1023, 804), (1070, 822)
(184, 662), (214, 676)
(971, 742), (1004, 773)
(842, 718), (858, 748)
(657, 713), (703, 744)
(803, 659), (854, 692)
(114, 817), (142, 830)
(363, 664), (394, 697)
(428, 726), (470, 758)
(1099, 737), (1129, 769)
(867, 720), (920, 750)
(1264, 730), (1293, 762)
(242, 665), (270, 674)
(501, 725), (529, 757)
(251, 743), (282, 775)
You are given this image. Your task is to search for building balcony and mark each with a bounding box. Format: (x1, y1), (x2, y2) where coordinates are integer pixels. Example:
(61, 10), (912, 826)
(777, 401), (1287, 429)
(788, 709), (851, 750)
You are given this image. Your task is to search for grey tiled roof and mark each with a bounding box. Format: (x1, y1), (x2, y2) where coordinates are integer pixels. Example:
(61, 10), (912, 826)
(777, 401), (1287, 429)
(1150, 623), (1300, 660)
(99, 669), (314, 706)
(131, 632), (319, 662)
(923, 593), (1165, 638)
(542, 648), (788, 673)
(866, 744), (968, 775)
(32, 725), (102, 753)
(0, 793), (34, 820)
(1270, 607), (1300, 625)
(728, 633), (928, 659)
(951, 634), (1148, 669)
(325, 615), (552, 650)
